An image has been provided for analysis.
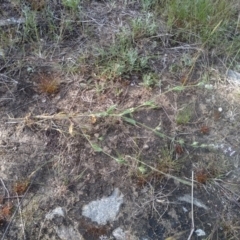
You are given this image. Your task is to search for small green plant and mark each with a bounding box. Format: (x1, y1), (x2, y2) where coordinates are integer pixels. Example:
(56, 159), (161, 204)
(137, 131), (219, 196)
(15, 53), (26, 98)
(86, 14), (158, 80)
(62, 0), (81, 11)
(0, 29), (14, 49)
(176, 106), (192, 124)
(141, 0), (153, 11)
(22, 6), (39, 41)
(42, 7), (61, 40)
(140, 0), (165, 12)
(157, 147), (180, 173)
(138, 165), (148, 175)
(94, 43), (149, 80)
(140, 72), (159, 88)
(130, 13), (158, 41)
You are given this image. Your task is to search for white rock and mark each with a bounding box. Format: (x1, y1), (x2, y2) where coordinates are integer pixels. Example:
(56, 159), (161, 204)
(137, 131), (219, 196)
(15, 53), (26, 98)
(82, 188), (124, 225)
(46, 207), (65, 220)
(112, 227), (126, 240)
(195, 229), (206, 236)
(226, 69), (240, 84)
(178, 194), (208, 210)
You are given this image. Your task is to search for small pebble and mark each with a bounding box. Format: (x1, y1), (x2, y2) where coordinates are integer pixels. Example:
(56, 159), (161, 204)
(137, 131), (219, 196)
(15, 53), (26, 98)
(143, 144), (149, 150)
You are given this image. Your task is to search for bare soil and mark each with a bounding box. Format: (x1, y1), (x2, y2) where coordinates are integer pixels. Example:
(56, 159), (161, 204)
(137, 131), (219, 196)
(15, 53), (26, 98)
(1, 1), (240, 240)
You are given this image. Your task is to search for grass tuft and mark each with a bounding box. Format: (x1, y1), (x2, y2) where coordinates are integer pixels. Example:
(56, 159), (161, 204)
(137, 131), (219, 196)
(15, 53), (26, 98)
(164, 0), (239, 59)
(36, 73), (60, 94)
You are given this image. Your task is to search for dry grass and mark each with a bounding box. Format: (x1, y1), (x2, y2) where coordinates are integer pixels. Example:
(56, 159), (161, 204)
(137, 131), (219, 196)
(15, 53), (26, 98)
(36, 72), (60, 94)
(1, 0), (240, 239)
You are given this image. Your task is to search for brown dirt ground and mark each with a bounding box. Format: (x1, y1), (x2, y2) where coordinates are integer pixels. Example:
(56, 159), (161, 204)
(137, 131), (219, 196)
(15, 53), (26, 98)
(1, 1), (240, 240)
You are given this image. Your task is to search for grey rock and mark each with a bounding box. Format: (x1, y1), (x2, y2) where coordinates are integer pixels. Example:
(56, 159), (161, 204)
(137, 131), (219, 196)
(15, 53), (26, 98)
(112, 227), (126, 240)
(82, 188), (124, 225)
(226, 69), (240, 84)
(45, 207), (83, 240)
(178, 194), (208, 210)
(0, 18), (25, 27)
(46, 207), (65, 220)
(195, 229), (206, 236)
(53, 225), (83, 240)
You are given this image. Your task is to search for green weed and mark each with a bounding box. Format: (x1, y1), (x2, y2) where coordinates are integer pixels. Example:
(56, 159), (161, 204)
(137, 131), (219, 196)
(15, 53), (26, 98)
(140, 72), (159, 88)
(22, 6), (39, 41)
(157, 147), (180, 173)
(176, 105), (192, 124)
(62, 0), (81, 12)
(130, 13), (158, 41)
(149, 0), (239, 61)
(140, 0), (165, 12)
(94, 43), (150, 80)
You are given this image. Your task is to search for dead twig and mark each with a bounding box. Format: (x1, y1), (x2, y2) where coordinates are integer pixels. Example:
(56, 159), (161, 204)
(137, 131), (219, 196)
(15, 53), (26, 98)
(187, 170), (195, 240)
(0, 178), (10, 199)
(16, 194), (26, 240)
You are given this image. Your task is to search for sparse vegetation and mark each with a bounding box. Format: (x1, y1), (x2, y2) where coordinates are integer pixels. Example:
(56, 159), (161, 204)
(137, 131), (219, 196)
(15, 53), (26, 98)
(1, 0), (240, 239)
(130, 13), (158, 41)
(176, 105), (192, 124)
(62, 0), (81, 11)
(165, 0), (239, 53)
(22, 6), (39, 41)
(157, 147), (181, 173)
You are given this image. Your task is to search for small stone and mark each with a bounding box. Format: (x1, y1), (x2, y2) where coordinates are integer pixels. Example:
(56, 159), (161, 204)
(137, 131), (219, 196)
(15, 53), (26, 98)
(195, 229), (206, 236)
(82, 188), (124, 225)
(94, 133), (99, 138)
(227, 69), (240, 84)
(112, 227), (126, 240)
(143, 144), (149, 150)
(204, 84), (214, 89)
(46, 207), (65, 220)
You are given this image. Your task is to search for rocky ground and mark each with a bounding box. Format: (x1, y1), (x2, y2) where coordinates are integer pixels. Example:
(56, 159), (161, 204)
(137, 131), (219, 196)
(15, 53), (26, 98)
(1, 1), (240, 239)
